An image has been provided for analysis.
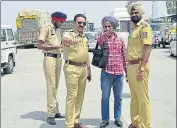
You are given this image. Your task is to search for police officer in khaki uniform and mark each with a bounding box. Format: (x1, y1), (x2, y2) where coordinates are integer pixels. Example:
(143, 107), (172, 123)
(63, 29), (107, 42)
(62, 14), (91, 128)
(38, 11), (67, 125)
(126, 3), (152, 128)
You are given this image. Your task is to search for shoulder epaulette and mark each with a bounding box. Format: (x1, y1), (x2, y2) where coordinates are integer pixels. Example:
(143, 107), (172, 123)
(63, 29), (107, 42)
(141, 21), (148, 28)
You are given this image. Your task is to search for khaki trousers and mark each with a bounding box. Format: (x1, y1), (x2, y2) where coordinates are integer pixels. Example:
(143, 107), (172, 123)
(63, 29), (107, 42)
(127, 64), (151, 128)
(43, 56), (62, 117)
(63, 63), (87, 128)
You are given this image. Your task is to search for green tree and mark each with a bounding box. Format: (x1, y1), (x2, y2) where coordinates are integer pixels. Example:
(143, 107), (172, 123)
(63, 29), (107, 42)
(166, 1), (176, 15)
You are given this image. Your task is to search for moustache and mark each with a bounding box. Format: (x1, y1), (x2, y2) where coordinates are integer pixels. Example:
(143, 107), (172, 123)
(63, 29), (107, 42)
(131, 16), (138, 20)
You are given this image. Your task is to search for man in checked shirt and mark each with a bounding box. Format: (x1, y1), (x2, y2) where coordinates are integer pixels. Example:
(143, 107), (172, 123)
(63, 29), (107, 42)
(97, 16), (127, 128)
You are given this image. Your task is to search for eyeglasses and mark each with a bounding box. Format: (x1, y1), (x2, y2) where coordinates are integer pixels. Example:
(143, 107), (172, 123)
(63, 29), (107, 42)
(104, 25), (112, 28)
(131, 12), (139, 15)
(78, 21), (86, 26)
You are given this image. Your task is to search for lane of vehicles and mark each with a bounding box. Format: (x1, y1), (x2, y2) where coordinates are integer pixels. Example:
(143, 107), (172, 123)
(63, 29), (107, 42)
(156, 14), (176, 48)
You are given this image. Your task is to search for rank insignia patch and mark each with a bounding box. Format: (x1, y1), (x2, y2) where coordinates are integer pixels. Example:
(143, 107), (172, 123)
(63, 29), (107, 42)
(142, 32), (147, 37)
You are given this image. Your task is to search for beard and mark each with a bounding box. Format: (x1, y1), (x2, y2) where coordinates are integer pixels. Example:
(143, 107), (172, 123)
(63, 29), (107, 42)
(131, 16), (142, 24)
(54, 22), (61, 28)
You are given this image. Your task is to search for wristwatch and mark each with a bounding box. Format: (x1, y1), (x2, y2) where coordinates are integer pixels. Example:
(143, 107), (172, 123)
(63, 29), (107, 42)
(140, 67), (145, 72)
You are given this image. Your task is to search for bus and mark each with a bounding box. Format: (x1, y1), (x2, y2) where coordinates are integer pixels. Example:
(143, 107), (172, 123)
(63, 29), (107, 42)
(110, 8), (150, 33)
(109, 8), (132, 33)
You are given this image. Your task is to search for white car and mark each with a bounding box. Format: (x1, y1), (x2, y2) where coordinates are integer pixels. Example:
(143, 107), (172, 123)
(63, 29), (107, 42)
(1, 25), (17, 74)
(169, 39), (176, 57)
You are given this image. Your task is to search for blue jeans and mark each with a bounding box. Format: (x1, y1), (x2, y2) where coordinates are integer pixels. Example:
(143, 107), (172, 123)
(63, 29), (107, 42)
(101, 71), (124, 121)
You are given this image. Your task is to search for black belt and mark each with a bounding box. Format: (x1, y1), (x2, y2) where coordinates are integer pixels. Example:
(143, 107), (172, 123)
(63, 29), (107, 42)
(44, 53), (61, 58)
(65, 60), (87, 66)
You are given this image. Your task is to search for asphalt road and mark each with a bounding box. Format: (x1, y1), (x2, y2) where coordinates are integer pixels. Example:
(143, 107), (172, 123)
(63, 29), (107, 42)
(1, 47), (176, 128)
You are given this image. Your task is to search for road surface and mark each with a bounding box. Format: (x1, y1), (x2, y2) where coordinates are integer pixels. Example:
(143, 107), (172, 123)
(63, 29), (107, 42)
(1, 47), (176, 128)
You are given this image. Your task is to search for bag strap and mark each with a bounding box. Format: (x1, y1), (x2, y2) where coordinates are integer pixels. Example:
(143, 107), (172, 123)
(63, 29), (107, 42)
(95, 35), (108, 50)
(95, 41), (99, 50)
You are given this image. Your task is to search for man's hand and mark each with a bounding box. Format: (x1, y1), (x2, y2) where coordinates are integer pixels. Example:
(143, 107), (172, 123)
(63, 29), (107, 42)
(63, 37), (74, 46)
(38, 41), (62, 50)
(55, 45), (62, 49)
(104, 30), (116, 37)
(87, 67), (91, 82)
(137, 70), (143, 81)
(125, 75), (128, 83)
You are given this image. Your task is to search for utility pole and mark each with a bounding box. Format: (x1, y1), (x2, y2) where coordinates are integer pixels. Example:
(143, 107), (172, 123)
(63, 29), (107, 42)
(151, 1), (157, 19)
(84, 10), (89, 32)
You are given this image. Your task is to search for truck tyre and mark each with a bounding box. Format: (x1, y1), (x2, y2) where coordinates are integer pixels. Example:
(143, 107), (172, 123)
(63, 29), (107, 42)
(158, 41), (161, 47)
(163, 41), (166, 48)
(3, 56), (14, 74)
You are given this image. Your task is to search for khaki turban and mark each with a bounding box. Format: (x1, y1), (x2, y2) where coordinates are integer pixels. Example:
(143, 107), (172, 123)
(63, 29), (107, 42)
(127, 2), (145, 16)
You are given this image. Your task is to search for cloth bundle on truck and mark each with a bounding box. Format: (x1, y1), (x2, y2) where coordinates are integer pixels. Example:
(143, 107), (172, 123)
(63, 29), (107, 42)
(16, 9), (51, 48)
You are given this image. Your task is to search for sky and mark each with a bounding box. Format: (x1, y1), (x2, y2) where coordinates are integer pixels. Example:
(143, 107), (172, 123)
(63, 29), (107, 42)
(1, 1), (168, 30)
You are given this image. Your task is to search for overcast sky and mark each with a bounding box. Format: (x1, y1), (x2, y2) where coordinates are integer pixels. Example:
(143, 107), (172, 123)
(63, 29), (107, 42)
(1, 1), (168, 30)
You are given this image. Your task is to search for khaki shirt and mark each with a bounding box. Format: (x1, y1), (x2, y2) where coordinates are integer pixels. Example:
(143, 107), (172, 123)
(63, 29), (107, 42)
(126, 19), (152, 61)
(38, 23), (62, 54)
(62, 29), (89, 63)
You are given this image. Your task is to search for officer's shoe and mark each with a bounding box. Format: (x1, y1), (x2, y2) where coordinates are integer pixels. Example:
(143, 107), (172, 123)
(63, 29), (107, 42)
(47, 117), (56, 125)
(55, 113), (65, 118)
(100, 121), (109, 128)
(115, 119), (123, 127)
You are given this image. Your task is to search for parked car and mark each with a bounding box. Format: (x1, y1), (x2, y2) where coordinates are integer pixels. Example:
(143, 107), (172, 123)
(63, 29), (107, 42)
(169, 39), (176, 57)
(1, 25), (17, 74)
(85, 32), (97, 52)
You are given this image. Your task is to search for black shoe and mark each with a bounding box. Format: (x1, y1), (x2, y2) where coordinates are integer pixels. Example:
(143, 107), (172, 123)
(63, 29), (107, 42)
(47, 117), (56, 125)
(55, 113), (65, 118)
(100, 121), (109, 128)
(115, 119), (123, 127)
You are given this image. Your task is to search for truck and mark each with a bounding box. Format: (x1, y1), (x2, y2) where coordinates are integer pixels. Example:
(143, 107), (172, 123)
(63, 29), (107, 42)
(109, 8), (133, 47)
(159, 14), (176, 48)
(1, 25), (17, 74)
(159, 24), (171, 48)
(16, 9), (51, 48)
(60, 20), (74, 34)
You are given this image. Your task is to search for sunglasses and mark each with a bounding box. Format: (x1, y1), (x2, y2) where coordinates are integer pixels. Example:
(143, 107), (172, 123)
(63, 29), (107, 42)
(78, 21), (86, 26)
(131, 12), (139, 15)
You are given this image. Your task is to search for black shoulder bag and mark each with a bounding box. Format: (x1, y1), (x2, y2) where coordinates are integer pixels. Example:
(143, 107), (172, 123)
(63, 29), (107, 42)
(91, 41), (109, 68)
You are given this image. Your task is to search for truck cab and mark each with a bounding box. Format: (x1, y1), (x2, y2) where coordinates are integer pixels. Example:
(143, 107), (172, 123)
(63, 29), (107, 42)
(1, 25), (17, 74)
(159, 25), (171, 48)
